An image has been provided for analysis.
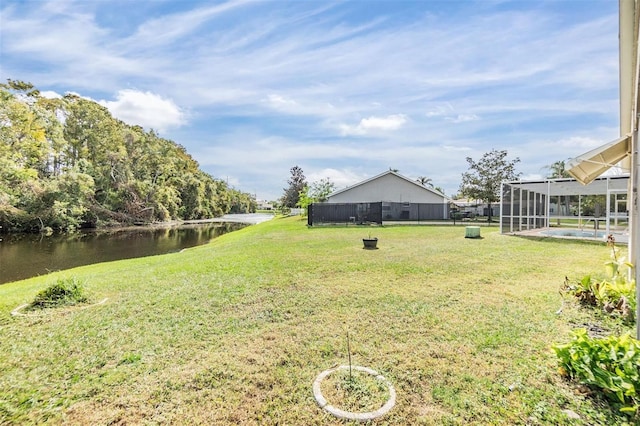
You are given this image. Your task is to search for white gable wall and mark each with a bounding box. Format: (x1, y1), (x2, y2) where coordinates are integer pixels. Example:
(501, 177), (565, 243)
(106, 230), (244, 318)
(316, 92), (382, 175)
(327, 173), (446, 204)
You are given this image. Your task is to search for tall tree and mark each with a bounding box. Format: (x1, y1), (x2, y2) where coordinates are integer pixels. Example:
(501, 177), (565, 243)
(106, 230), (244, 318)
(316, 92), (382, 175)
(309, 177), (336, 202)
(281, 166), (306, 208)
(545, 160), (571, 179)
(0, 80), (257, 232)
(297, 185), (312, 217)
(417, 176), (433, 187)
(545, 160), (572, 221)
(459, 149), (521, 223)
(296, 177), (336, 216)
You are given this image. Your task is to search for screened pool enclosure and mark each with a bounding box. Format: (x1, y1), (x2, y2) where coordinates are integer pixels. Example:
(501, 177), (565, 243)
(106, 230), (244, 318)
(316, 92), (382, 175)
(500, 175), (630, 240)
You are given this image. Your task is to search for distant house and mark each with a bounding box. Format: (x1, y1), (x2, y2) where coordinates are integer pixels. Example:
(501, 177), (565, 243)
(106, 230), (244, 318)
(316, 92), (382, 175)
(452, 198), (499, 218)
(327, 170), (449, 204)
(256, 200), (273, 210)
(318, 170), (450, 222)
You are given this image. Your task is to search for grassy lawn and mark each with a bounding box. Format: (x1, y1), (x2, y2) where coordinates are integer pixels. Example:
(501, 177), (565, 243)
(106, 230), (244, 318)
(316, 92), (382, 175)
(0, 217), (635, 425)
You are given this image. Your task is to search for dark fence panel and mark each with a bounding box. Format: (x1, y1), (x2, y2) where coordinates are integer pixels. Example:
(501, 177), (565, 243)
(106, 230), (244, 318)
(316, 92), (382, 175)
(309, 202), (382, 225)
(309, 202), (448, 225)
(381, 202), (450, 221)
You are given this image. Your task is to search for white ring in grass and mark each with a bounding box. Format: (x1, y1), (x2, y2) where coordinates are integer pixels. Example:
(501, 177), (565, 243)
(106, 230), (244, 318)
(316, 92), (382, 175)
(11, 298), (109, 317)
(313, 365), (396, 421)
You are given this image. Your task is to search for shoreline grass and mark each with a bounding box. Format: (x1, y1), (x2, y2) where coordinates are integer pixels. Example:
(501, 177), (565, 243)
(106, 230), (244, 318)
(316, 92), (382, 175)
(0, 216), (634, 424)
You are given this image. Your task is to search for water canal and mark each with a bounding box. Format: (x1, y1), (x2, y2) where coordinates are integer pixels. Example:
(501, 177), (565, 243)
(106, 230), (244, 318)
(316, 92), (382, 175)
(0, 214), (273, 284)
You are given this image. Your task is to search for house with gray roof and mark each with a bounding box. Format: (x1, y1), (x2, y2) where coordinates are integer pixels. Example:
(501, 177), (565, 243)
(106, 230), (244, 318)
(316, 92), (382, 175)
(319, 170), (450, 222)
(327, 170), (449, 204)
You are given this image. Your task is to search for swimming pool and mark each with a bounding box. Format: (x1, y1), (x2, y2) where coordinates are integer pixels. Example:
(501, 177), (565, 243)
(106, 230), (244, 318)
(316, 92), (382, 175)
(541, 229), (607, 239)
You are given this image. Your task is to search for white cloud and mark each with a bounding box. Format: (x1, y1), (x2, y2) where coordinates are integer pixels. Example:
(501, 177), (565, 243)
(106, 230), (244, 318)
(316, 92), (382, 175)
(263, 94), (298, 111)
(307, 168), (367, 189)
(98, 90), (186, 132)
(446, 114), (480, 123)
(554, 136), (606, 151)
(40, 90), (62, 99)
(196, 136), (363, 168)
(0, 1), (620, 200)
(521, 173), (543, 181)
(266, 94), (296, 105)
(426, 104), (479, 123)
(340, 114), (408, 136)
(426, 104), (454, 117)
(442, 145), (473, 152)
(125, 0), (252, 49)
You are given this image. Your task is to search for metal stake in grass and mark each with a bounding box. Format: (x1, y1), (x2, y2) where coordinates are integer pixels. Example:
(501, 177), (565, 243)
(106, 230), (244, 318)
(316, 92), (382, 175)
(347, 331), (352, 381)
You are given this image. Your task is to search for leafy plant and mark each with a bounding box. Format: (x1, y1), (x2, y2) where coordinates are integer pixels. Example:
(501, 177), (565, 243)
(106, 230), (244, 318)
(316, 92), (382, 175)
(552, 329), (640, 417)
(563, 275), (599, 306)
(562, 235), (636, 322)
(27, 277), (89, 310)
(600, 238), (636, 320)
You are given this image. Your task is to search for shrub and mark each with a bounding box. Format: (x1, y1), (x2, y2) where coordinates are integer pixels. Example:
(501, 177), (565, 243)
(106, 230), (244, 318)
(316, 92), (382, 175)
(28, 277), (88, 310)
(563, 275), (598, 306)
(562, 235), (636, 322)
(552, 329), (640, 417)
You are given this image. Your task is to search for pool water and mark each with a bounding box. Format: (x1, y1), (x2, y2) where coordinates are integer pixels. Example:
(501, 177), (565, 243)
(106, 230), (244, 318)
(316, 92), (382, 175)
(541, 229), (607, 238)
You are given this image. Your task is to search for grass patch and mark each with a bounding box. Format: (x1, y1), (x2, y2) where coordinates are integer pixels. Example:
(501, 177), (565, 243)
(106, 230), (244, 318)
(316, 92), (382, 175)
(320, 367), (391, 413)
(0, 217), (636, 425)
(26, 277), (89, 311)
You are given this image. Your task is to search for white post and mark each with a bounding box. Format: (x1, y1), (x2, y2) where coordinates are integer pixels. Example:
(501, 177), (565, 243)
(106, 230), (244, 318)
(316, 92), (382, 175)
(500, 183), (504, 233)
(533, 190), (537, 229)
(546, 180), (551, 229)
(633, 128), (640, 338)
(510, 185), (515, 233)
(620, 0), (640, 338)
(606, 179), (611, 236)
(518, 186), (523, 231)
(630, 1), (640, 339)
(621, 0), (635, 141)
(578, 195), (582, 230)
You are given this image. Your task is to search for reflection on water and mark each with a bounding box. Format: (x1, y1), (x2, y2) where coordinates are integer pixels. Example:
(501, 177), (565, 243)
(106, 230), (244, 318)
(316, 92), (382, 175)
(0, 222), (246, 284)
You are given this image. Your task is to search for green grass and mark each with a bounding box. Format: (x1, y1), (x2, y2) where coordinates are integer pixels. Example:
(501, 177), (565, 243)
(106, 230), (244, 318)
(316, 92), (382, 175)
(0, 217), (635, 425)
(25, 277), (89, 311)
(320, 367), (391, 413)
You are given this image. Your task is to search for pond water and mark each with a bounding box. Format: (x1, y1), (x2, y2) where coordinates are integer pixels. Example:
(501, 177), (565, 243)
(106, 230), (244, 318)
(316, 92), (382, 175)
(0, 221), (248, 284)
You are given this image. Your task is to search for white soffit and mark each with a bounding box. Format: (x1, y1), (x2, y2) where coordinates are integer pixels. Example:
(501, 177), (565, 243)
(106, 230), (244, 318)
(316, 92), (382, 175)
(565, 134), (631, 185)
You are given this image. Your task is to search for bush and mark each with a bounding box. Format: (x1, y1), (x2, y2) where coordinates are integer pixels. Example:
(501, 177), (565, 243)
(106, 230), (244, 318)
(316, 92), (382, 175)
(552, 329), (640, 417)
(28, 277), (88, 310)
(562, 236), (636, 323)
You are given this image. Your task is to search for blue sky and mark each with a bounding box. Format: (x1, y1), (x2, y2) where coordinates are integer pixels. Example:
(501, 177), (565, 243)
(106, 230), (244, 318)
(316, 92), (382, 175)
(0, 0), (621, 201)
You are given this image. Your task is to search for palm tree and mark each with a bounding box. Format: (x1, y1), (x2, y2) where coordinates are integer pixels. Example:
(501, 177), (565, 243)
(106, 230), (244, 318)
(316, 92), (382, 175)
(545, 160), (571, 179)
(417, 176), (434, 187)
(545, 160), (572, 222)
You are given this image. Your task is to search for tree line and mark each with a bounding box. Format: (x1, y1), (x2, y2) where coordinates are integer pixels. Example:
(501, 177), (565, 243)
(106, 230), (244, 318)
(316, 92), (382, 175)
(0, 80), (256, 233)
